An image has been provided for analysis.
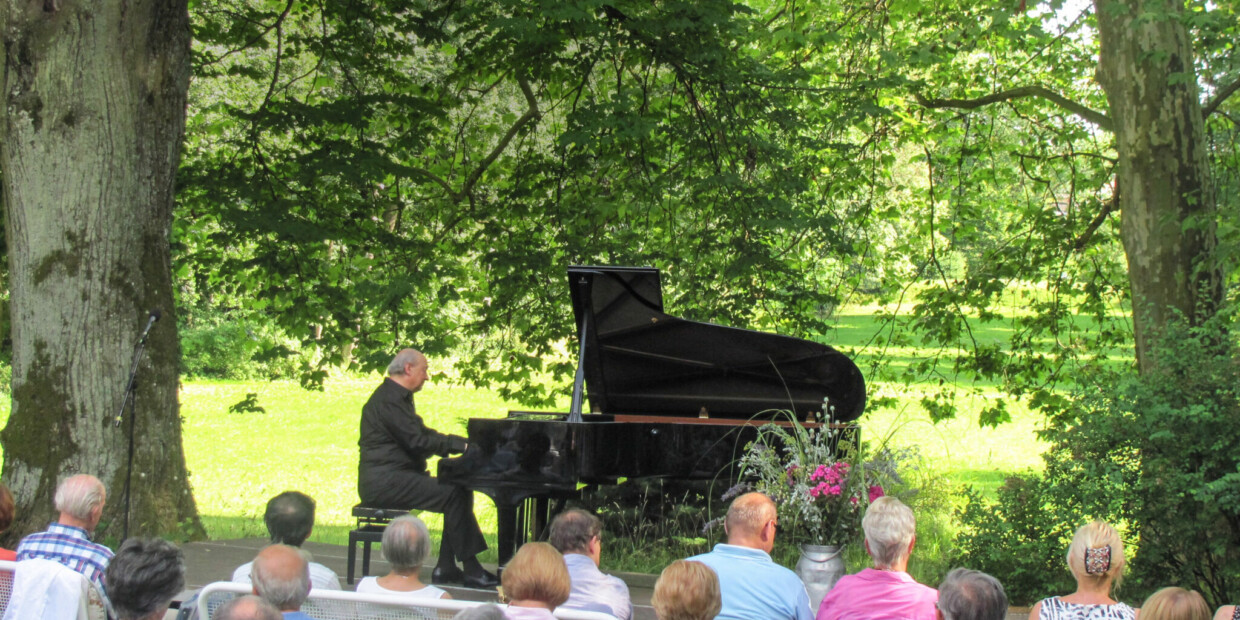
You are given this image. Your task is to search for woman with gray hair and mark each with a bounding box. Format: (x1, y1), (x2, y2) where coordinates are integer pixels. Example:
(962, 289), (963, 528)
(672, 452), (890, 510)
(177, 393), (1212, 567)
(816, 496), (938, 620)
(355, 515), (452, 599)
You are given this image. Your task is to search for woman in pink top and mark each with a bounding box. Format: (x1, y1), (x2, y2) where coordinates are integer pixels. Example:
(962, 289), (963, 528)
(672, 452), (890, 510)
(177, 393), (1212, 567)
(816, 497), (937, 620)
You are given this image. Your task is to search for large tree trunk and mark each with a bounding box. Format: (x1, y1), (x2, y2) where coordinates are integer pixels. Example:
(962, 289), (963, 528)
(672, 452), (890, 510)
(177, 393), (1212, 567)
(1094, 0), (1222, 374)
(0, 0), (201, 544)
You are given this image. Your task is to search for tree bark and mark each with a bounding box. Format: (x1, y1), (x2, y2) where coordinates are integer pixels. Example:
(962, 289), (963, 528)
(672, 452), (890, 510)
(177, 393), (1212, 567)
(0, 0), (201, 544)
(1094, 0), (1221, 373)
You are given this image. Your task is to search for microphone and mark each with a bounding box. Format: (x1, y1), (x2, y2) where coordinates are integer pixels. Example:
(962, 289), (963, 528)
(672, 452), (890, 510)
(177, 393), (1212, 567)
(137, 309), (161, 345)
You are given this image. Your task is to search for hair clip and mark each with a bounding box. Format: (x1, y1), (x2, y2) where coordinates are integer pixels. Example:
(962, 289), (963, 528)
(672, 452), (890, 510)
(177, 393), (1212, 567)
(1085, 546), (1111, 575)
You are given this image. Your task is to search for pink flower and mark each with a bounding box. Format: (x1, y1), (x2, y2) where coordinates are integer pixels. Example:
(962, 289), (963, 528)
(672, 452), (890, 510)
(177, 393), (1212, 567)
(850, 496), (859, 505)
(869, 485), (885, 502)
(786, 465), (799, 486)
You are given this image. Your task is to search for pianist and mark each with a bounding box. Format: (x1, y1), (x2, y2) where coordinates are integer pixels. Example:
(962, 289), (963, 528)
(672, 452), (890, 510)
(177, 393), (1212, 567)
(358, 348), (499, 588)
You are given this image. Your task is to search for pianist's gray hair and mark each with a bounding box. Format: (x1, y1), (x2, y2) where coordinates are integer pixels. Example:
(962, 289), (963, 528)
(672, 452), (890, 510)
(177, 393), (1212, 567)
(383, 515), (431, 574)
(862, 496), (916, 569)
(387, 348), (424, 375)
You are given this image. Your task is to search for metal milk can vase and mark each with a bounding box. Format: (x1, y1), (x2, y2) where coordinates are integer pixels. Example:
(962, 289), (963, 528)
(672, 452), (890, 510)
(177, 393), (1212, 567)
(796, 543), (846, 612)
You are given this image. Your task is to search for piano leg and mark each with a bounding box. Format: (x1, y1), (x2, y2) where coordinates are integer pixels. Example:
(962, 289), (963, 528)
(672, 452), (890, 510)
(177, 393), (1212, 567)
(496, 501), (519, 567)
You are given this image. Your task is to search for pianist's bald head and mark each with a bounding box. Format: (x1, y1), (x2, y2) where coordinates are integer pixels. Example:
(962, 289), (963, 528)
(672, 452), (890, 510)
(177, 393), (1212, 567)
(388, 348), (425, 375)
(724, 492), (778, 552)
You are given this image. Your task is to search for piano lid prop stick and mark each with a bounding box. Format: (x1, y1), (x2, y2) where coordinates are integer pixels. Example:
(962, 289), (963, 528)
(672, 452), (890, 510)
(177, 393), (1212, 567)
(568, 273), (592, 423)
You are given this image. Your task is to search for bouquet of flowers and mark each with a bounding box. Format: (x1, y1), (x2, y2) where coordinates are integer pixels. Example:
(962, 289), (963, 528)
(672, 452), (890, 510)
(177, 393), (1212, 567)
(730, 404), (904, 547)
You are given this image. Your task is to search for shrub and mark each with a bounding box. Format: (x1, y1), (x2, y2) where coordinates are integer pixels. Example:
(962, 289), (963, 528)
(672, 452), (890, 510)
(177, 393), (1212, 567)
(179, 311), (308, 380)
(955, 314), (1240, 607)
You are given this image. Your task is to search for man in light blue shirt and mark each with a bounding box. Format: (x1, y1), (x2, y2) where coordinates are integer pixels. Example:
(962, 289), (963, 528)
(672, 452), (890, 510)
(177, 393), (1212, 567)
(687, 492), (813, 620)
(549, 509), (632, 620)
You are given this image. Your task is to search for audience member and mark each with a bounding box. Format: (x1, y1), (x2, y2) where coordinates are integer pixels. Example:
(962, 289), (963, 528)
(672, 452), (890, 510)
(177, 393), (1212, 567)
(1029, 520), (1135, 620)
(687, 492), (813, 620)
(16, 474), (114, 606)
(935, 568), (1008, 620)
(500, 542), (571, 620)
(0, 483), (15, 561)
(548, 508), (631, 620)
(251, 544), (312, 619)
(232, 491), (341, 590)
(651, 560), (721, 620)
(816, 496), (937, 620)
(355, 514), (450, 599)
(1215, 605), (1239, 620)
(1141, 588), (1210, 620)
(213, 595), (283, 620)
(452, 605), (506, 620)
(105, 538), (186, 620)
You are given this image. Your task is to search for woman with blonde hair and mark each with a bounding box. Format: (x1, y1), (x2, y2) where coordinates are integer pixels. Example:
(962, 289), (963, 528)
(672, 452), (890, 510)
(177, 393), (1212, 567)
(1140, 587), (1209, 620)
(651, 560), (721, 620)
(1029, 521), (1136, 620)
(501, 542), (571, 620)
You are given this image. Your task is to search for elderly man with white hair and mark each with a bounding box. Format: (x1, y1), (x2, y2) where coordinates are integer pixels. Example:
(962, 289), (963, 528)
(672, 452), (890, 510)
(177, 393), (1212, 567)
(358, 347), (496, 588)
(16, 474), (115, 608)
(251, 544), (313, 619)
(815, 496), (938, 620)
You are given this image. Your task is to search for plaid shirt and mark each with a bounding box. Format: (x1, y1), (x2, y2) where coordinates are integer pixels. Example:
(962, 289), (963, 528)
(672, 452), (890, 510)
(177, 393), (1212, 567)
(17, 522), (114, 606)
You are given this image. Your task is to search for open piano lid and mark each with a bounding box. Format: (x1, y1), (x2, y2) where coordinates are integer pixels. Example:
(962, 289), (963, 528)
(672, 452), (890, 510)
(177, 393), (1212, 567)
(568, 265), (866, 422)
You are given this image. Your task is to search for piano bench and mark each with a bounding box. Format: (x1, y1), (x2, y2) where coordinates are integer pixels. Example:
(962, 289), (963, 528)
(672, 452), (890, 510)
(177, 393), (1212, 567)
(347, 505), (412, 585)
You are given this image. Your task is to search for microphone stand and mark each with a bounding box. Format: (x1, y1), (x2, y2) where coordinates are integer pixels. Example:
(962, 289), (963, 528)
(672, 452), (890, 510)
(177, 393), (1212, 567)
(116, 316), (155, 541)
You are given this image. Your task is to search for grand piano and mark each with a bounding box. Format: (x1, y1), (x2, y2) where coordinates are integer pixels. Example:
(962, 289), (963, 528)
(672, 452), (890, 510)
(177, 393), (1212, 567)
(438, 266), (866, 565)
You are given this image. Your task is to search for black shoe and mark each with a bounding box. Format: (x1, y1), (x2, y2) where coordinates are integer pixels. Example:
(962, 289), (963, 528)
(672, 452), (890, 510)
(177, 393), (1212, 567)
(462, 569), (500, 589)
(431, 566), (465, 585)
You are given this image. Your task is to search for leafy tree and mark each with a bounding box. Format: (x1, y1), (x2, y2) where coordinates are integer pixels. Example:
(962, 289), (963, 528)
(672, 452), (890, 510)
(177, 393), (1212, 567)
(178, 0), (883, 402)
(0, 0), (202, 542)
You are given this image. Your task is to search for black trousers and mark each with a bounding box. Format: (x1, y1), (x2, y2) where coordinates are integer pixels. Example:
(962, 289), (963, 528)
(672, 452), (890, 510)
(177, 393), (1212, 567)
(359, 467), (487, 563)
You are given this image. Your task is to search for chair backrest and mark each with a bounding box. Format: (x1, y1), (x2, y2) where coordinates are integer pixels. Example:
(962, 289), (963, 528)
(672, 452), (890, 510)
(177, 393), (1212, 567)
(193, 582), (619, 620)
(197, 581), (480, 620)
(1, 557), (107, 620)
(0, 560), (15, 617)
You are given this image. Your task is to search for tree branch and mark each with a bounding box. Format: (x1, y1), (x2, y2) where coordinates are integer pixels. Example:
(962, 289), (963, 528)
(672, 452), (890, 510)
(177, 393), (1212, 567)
(913, 86), (1113, 132)
(1202, 75), (1240, 119)
(457, 75), (541, 201)
(1073, 183), (1119, 252)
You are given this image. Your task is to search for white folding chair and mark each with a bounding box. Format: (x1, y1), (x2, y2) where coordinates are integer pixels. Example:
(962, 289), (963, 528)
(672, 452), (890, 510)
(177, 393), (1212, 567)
(0, 560), (16, 617)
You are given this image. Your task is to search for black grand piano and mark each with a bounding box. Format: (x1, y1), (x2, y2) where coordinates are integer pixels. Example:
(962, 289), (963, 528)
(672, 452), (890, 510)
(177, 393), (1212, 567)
(438, 265), (866, 565)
